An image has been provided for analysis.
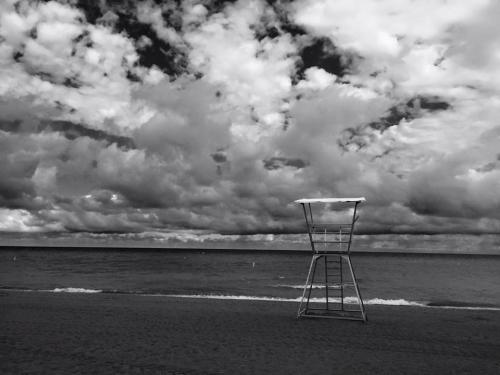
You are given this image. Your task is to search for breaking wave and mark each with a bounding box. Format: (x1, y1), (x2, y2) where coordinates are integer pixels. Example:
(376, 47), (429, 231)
(52, 287), (102, 293)
(2, 287), (500, 311)
(166, 294), (427, 306)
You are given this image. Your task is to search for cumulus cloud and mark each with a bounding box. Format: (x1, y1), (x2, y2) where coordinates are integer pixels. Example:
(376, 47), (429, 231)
(1, 0), (500, 245)
(0, 0), (154, 133)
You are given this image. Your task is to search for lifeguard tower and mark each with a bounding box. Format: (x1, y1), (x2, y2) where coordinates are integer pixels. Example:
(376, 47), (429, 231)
(295, 198), (367, 322)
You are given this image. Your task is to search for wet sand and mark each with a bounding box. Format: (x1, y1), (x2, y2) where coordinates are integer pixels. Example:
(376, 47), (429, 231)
(1, 291), (500, 374)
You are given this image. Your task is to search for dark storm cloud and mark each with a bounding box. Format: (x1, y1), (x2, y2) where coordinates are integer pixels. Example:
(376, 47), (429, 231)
(407, 181), (500, 220)
(27, 71), (83, 88)
(49, 189), (150, 234)
(211, 150), (227, 163)
(39, 121), (136, 150)
(368, 95), (452, 132)
(262, 156), (309, 170)
(63, 76), (84, 88)
(200, 0), (238, 17)
(338, 95), (452, 151)
(413, 96), (450, 112)
(475, 161), (498, 173)
(0, 120), (21, 133)
(1, 119), (136, 150)
(0, 138), (40, 210)
(406, 155), (500, 222)
(41, 208), (146, 233)
(0, 178), (36, 209)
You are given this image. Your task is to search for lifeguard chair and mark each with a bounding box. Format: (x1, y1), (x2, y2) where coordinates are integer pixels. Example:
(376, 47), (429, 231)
(295, 198), (367, 322)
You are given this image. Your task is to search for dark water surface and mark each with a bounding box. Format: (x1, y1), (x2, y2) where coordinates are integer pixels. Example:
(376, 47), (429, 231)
(1, 247), (499, 308)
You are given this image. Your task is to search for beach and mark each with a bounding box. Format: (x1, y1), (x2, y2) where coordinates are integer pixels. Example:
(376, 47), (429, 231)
(3, 0), (500, 373)
(2, 290), (500, 374)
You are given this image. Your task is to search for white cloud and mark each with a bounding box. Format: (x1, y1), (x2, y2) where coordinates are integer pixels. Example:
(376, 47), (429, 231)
(2, 0), (500, 239)
(185, 0), (297, 140)
(296, 67), (335, 90)
(0, 208), (60, 232)
(292, 0), (492, 100)
(0, 0), (157, 133)
(136, 1), (185, 48)
(292, 0), (489, 57)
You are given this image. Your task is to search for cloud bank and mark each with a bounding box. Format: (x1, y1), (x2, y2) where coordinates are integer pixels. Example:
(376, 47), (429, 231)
(1, 0), (500, 244)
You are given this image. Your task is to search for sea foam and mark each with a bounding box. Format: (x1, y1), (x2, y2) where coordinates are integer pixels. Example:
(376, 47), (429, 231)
(3, 287), (500, 311)
(165, 293), (427, 306)
(51, 287), (102, 293)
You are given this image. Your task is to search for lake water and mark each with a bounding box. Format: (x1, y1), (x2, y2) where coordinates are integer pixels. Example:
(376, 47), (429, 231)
(1, 247), (499, 310)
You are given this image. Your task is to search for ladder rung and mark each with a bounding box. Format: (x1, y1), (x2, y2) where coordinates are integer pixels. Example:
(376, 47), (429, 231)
(312, 240), (349, 243)
(311, 233), (352, 236)
(311, 231), (353, 235)
(310, 223), (353, 227)
(308, 283), (354, 288)
(314, 251), (350, 255)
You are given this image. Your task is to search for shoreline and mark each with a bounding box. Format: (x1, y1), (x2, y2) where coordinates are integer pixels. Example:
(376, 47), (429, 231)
(2, 287), (500, 311)
(2, 290), (500, 374)
(1, 245), (500, 257)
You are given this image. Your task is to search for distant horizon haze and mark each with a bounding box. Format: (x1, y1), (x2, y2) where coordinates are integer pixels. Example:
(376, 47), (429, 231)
(1, 232), (499, 255)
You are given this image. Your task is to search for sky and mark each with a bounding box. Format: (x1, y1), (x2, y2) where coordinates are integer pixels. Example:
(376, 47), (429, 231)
(1, 0), (500, 247)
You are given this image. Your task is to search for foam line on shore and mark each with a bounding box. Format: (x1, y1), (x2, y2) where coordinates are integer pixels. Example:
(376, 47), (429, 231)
(2, 287), (500, 311)
(164, 294), (427, 306)
(52, 287), (102, 293)
(160, 294), (500, 311)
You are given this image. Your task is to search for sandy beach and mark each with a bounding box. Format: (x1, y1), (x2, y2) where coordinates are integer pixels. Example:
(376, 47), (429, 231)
(1, 291), (500, 374)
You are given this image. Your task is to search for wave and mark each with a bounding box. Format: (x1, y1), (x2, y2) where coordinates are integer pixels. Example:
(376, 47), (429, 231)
(426, 300), (500, 309)
(52, 287), (102, 293)
(2, 287), (500, 311)
(166, 294), (427, 306)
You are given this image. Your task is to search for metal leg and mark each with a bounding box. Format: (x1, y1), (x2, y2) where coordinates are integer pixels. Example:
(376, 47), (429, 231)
(340, 255), (344, 311)
(305, 256), (319, 313)
(299, 254), (366, 321)
(324, 255), (329, 310)
(345, 255), (367, 322)
(297, 255), (318, 318)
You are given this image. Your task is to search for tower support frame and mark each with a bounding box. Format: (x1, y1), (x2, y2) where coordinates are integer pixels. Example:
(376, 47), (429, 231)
(295, 198), (367, 322)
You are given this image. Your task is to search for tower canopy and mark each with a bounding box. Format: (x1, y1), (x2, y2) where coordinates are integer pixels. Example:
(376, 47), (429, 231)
(294, 197), (366, 204)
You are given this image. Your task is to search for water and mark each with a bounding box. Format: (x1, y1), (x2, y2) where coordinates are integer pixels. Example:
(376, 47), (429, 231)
(1, 247), (499, 309)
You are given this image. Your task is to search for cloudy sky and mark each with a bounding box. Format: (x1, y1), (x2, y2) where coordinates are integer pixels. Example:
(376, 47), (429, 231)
(1, 0), (500, 246)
